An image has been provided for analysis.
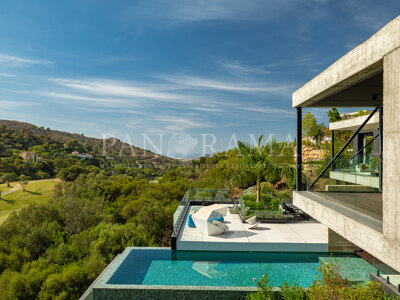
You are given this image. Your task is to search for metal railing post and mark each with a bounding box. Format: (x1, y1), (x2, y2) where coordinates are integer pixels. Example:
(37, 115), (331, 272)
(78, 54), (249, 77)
(296, 107), (302, 191)
(379, 107), (383, 192)
(331, 130), (335, 170)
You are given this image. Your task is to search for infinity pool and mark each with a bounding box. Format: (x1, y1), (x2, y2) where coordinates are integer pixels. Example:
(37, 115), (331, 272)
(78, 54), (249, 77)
(106, 248), (376, 288)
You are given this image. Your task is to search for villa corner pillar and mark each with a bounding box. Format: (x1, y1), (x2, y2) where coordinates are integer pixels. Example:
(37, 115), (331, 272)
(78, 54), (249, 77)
(383, 47), (400, 243)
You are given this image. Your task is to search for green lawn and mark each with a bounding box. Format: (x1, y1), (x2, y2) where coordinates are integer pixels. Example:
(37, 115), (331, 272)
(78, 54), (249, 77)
(0, 181), (19, 193)
(0, 179), (59, 224)
(0, 209), (20, 224)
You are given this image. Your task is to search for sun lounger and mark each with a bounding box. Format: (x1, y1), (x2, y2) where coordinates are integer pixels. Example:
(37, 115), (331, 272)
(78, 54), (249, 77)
(229, 203), (240, 214)
(245, 215), (261, 229)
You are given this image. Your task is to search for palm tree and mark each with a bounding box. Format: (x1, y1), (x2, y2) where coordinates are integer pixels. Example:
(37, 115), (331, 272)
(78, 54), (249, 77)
(233, 135), (290, 203)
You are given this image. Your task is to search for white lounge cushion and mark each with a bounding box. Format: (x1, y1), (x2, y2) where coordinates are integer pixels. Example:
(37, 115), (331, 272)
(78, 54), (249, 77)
(245, 216), (257, 225)
(212, 220), (228, 233)
(247, 222), (261, 229)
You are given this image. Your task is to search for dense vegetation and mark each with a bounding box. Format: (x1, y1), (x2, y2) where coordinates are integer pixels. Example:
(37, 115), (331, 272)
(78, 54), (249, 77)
(0, 123), (176, 183)
(247, 258), (397, 300)
(0, 170), (191, 299)
(0, 125), (299, 299)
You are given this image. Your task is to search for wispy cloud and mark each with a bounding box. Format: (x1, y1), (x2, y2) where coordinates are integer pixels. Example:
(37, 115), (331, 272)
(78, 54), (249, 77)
(0, 53), (50, 66)
(125, 119), (144, 129)
(241, 106), (295, 116)
(49, 78), (199, 104)
(127, 0), (332, 29)
(152, 115), (214, 132)
(130, 0), (302, 24)
(219, 60), (275, 76)
(344, 0), (397, 31)
(194, 106), (224, 112)
(0, 100), (41, 108)
(43, 91), (140, 107)
(163, 74), (295, 95)
(0, 72), (16, 78)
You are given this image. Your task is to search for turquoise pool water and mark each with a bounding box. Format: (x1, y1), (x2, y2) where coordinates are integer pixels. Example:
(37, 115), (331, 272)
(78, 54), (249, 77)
(107, 249), (376, 288)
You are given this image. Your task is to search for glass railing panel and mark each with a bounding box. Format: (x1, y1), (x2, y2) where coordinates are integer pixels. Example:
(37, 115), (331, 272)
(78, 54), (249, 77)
(353, 153), (382, 221)
(173, 189), (190, 233)
(306, 150), (382, 224)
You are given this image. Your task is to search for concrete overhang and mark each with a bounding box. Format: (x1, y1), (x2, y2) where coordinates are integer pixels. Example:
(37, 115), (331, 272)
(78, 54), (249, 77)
(293, 16), (400, 108)
(293, 191), (400, 272)
(329, 113), (379, 132)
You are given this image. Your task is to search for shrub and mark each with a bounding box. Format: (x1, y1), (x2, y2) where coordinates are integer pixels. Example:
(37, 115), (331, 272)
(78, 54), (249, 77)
(242, 194), (280, 211)
(247, 258), (397, 300)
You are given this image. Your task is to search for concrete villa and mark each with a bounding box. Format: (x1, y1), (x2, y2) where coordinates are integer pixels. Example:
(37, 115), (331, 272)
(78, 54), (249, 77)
(293, 15), (400, 284)
(81, 15), (400, 300)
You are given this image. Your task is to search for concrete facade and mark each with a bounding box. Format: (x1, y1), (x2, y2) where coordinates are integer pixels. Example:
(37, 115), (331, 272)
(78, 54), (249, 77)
(383, 47), (400, 243)
(328, 229), (360, 253)
(293, 16), (400, 272)
(293, 192), (400, 271)
(329, 114), (379, 132)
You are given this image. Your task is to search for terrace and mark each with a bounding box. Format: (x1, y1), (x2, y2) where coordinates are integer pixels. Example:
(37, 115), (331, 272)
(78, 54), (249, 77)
(172, 189), (328, 252)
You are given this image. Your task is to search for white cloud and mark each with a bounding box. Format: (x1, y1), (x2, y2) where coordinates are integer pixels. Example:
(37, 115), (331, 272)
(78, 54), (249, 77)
(43, 91), (140, 107)
(343, 0), (396, 31)
(241, 106), (295, 116)
(49, 78), (201, 104)
(131, 0), (303, 24)
(0, 72), (16, 78)
(0, 100), (41, 108)
(125, 119), (144, 128)
(219, 60), (275, 76)
(151, 116), (214, 133)
(0, 53), (50, 66)
(163, 74), (295, 95)
(194, 106), (224, 112)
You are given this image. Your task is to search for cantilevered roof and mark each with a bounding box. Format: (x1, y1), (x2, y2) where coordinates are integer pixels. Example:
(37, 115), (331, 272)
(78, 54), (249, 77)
(293, 16), (400, 108)
(329, 114), (379, 132)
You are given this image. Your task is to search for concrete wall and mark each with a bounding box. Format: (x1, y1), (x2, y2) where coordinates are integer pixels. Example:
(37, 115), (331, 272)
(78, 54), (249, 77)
(293, 191), (400, 272)
(328, 229), (360, 252)
(383, 47), (400, 243)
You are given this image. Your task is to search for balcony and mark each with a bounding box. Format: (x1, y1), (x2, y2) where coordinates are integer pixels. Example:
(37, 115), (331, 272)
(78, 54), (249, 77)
(172, 188), (328, 252)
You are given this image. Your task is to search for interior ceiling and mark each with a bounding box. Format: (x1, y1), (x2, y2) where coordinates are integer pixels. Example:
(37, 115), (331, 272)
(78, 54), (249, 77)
(307, 71), (383, 107)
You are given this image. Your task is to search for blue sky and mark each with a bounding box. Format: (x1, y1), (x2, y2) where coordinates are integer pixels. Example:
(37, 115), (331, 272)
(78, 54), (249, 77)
(0, 1), (399, 157)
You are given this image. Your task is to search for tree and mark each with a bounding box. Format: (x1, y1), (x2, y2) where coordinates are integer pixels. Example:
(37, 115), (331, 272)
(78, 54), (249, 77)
(315, 123), (328, 146)
(302, 111), (319, 142)
(19, 175), (30, 191)
(327, 108), (341, 122)
(58, 165), (85, 182)
(1, 173), (17, 187)
(234, 135), (287, 203)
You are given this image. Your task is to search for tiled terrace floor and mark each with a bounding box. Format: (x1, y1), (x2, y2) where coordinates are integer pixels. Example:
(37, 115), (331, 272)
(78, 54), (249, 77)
(177, 205), (328, 252)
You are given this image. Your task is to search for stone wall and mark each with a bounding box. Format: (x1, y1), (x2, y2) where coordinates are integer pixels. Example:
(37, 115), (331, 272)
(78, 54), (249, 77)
(294, 145), (326, 162)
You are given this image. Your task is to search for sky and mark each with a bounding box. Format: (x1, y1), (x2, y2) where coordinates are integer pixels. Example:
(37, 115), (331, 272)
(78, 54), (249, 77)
(0, 1), (399, 158)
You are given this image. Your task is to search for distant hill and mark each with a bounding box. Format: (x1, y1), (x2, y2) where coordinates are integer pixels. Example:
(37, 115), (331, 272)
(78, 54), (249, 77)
(0, 120), (176, 164)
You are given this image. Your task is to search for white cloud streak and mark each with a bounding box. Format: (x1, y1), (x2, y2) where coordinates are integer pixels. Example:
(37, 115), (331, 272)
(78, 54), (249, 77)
(0, 53), (50, 66)
(163, 75), (295, 95)
(0, 72), (16, 78)
(194, 106), (224, 112)
(241, 106), (295, 116)
(49, 78), (202, 104)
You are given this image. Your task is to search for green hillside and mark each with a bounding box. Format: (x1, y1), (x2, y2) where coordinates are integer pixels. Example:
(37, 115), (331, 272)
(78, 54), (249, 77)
(0, 179), (59, 223)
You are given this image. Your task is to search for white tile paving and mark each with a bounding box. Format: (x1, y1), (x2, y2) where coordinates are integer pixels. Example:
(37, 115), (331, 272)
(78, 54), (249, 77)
(177, 205), (328, 252)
